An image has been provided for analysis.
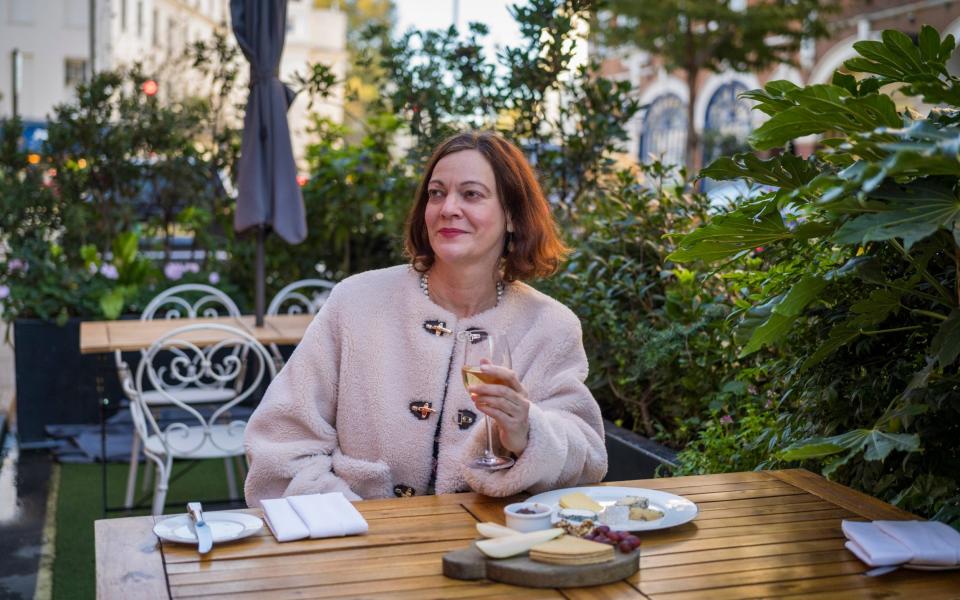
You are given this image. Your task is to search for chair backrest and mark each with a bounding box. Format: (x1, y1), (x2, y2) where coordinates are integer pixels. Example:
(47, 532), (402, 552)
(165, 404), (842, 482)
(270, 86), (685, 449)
(141, 283), (241, 321)
(123, 323), (276, 457)
(267, 279), (336, 316)
(115, 284), (242, 390)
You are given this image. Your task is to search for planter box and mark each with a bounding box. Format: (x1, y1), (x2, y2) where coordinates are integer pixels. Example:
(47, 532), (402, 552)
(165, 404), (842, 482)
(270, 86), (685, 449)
(13, 318), (125, 445)
(603, 419), (678, 481)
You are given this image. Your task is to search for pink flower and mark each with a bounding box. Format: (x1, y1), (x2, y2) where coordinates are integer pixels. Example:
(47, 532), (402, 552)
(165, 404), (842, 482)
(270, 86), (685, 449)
(164, 263), (184, 280)
(184, 262), (200, 274)
(88, 263), (99, 274)
(0, 285), (9, 299)
(208, 272), (220, 285)
(8, 258), (25, 272)
(99, 264), (119, 280)
(720, 414), (734, 425)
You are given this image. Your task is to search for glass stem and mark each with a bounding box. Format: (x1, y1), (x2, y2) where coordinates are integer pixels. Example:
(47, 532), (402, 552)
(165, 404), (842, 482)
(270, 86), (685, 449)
(484, 415), (495, 458)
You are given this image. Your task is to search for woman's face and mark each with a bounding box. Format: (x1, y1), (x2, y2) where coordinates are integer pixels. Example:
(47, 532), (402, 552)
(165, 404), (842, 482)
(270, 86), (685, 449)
(424, 149), (507, 271)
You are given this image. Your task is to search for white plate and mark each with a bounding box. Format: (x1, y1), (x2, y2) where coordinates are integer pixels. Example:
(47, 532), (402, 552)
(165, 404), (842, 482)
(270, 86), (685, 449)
(526, 486), (698, 532)
(905, 564), (960, 571)
(153, 511), (264, 545)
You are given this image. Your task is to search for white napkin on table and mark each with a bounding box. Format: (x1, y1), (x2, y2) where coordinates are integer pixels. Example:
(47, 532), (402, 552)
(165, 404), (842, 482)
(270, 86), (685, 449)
(842, 520), (960, 567)
(262, 492), (368, 543)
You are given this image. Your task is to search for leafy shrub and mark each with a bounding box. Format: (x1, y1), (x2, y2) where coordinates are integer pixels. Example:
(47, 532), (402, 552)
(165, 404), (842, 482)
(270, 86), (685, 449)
(669, 27), (960, 522)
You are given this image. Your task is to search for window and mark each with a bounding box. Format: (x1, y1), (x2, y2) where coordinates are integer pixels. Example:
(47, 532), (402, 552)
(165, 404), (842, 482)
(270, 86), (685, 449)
(137, 0), (143, 37)
(65, 58), (88, 87)
(167, 17), (175, 50)
(120, 0), (127, 31)
(702, 81), (753, 166)
(639, 94), (687, 167)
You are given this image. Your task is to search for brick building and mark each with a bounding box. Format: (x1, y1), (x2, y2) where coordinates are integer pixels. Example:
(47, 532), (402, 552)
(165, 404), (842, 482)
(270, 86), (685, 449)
(596, 0), (960, 167)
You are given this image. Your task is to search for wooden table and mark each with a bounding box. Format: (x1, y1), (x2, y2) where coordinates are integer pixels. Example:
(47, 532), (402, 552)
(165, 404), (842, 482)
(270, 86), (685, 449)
(79, 314), (314, 354)
(93, 469), (960, 599)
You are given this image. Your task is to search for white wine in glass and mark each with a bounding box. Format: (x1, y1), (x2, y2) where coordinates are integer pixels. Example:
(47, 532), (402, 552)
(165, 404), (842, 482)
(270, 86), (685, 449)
(462, 329), (514, 470)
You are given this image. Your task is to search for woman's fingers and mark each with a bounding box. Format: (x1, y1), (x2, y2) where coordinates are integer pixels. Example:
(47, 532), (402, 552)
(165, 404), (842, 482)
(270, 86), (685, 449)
(478, 364), (526, 395)
(472, 394), (520, 419)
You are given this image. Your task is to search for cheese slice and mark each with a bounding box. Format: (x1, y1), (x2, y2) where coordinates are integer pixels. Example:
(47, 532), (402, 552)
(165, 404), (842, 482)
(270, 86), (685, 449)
(476, 522), (517, 539)
(475, 528), (564, 558)
(629, 506), (664, 521)
(529, 535), (615, 565)
(558, 492), (602, 513)
(530, 535), (614, 557)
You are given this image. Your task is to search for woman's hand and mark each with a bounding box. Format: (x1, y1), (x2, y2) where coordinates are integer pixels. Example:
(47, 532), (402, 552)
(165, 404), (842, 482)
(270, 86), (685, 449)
(467, 363), (530, 455)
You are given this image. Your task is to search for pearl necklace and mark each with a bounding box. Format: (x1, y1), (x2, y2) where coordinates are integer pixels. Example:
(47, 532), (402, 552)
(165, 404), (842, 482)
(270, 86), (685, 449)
(420, 272), (504, 308)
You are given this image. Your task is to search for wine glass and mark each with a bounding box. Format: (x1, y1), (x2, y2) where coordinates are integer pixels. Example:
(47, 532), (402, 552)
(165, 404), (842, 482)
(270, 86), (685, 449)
(462, 329), (515, 470)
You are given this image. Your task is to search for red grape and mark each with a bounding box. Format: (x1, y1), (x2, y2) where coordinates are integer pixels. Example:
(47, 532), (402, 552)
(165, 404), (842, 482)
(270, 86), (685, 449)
(607, 531), (621, 542)
(618, 541), (632, 553)
(595, 525), (610, 534)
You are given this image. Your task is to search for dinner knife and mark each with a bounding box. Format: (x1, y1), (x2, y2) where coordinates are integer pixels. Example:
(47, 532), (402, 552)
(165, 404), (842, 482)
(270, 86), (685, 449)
(187, 502), (213, 554)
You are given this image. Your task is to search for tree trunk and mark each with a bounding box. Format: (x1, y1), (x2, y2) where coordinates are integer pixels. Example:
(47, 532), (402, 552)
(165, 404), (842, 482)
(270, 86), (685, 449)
(685, 66), (700, 175)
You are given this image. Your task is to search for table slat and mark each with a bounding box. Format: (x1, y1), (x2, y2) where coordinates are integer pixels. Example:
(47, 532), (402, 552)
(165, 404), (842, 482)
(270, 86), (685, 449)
(94, 515), (168, 600)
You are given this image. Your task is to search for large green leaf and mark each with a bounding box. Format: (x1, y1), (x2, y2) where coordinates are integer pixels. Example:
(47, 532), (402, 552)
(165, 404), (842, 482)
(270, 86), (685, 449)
(862, 430), (921, 461)
(931, 309), (960, 367)
(668, 207), (796, 263)
(780, 428), (920, 463)
(738, 276), (826, 356)
(748, 84), (900, 150)
(700, 152), (820, 190)
(832, 184), (960, 250)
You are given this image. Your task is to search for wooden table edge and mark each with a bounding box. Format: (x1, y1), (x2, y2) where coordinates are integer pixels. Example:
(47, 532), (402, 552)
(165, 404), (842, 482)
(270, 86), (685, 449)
(95, 515), (170, 600)
(768, 468), (916, 521)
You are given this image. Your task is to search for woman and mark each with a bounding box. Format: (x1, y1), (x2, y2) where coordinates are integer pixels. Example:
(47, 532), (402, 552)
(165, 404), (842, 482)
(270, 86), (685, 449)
(244, 131), (606, 505)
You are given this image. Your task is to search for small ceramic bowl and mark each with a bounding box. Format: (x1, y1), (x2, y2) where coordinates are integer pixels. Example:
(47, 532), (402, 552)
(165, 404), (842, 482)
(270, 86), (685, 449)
(503, 502), (554, 532)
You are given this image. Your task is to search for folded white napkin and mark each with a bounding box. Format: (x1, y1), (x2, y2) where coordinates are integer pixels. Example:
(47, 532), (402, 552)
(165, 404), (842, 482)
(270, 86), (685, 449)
(842, 520), (960, 568)
(262, 492), (368, 543)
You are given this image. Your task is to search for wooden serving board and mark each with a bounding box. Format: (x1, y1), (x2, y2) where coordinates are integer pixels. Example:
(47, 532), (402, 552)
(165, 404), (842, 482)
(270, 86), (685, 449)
(442, 543), (639, 588)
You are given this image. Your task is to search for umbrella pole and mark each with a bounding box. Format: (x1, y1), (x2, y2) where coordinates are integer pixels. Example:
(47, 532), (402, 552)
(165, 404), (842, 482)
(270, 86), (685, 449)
(256, 226), (265, 327)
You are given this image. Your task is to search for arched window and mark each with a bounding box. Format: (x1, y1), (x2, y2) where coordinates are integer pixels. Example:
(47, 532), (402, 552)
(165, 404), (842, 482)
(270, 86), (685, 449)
(639, 94), (687, 167)
(702, 81), (753, 166)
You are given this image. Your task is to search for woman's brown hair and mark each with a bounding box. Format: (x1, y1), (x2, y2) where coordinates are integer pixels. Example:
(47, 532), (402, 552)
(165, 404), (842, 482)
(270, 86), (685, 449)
(405, 131), (567, 281)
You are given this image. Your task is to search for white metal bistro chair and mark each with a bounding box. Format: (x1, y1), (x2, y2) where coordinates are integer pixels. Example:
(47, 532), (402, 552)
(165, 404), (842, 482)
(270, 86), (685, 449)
(123, 323), (276, 515)
(265, 279), (335, 369)
(117, 283), (243, 509)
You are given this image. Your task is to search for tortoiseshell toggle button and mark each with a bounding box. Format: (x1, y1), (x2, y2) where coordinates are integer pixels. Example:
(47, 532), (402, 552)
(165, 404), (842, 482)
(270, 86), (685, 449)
(394, 484), (415, 497)
(409, 400), (436, 420)
(456, 409), (477, 430)
(424, 319), (452, 336)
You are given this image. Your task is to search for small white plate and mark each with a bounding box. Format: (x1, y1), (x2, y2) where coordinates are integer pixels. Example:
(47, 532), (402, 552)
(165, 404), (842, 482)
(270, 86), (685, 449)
(905, 564), (960, 571)
(527, 486), (698, 532)
(153, 511), (264, 545)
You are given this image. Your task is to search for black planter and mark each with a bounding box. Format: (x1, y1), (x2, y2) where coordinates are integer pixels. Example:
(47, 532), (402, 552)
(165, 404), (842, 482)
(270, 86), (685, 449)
(13, 318), (125, 445)
(602, 419), (678, 481)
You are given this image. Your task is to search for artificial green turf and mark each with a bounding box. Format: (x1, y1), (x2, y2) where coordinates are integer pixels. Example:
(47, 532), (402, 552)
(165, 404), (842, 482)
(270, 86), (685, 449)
(53, 459), (236, 600)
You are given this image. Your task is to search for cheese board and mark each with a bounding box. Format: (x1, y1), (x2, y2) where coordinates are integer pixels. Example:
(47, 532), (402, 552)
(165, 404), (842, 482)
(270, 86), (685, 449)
(442, 542), (639, 588)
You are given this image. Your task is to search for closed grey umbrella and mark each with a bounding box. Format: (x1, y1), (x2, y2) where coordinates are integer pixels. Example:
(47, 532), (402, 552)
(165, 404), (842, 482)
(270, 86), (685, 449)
(231, 0), (307, 326)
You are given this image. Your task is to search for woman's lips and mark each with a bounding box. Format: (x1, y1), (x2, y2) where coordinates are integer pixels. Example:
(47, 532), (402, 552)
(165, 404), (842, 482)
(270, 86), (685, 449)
(438, 228), (467, 238)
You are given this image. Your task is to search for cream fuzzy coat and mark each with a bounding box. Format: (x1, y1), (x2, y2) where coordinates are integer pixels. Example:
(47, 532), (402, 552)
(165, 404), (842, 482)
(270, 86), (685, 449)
(244, 265), (607, 505)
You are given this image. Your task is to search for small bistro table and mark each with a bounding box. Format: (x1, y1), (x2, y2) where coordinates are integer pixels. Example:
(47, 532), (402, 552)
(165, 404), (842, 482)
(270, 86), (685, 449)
(94, 469), (960, 599)
(79, 314), (315, 354)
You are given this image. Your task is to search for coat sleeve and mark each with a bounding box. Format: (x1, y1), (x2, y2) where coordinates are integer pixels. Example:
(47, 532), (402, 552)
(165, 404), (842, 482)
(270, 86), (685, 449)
(461, 317), (607, 496)
(243, 295), (360, 507)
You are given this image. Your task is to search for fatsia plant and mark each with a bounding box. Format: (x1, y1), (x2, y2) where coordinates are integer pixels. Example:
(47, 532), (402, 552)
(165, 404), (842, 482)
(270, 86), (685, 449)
(668, 27), (960, 511)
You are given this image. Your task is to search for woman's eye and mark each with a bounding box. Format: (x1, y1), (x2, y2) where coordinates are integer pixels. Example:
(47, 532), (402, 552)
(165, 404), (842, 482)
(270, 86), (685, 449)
(464, 190), (481, 199)
(428, 189), (444, 199)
